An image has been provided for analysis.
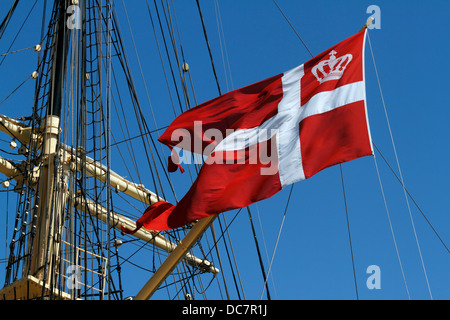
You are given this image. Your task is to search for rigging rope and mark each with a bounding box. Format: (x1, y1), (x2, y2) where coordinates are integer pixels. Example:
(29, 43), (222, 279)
(221, 214), (246, 299)
(373, 143), (450, 254)
(145, 0), (178, 117)
(340, 164), (359, 299)
(195, 0), (222, 96)
(255, 203), (277, 298)
(162, 0), (192, 114)
(368, 32), (433, 299)
(120, 0), (166, 202)
(209, 224), (231, 299)
(272, 0), (313, 57)
(373, 151), (410, 299)
(0, 75), (32, 106)
(0, 45), (37, 57)
(213, 0), (234, 92)
(259, 184), (293, 300)
(247, 207), (271, 300)
(149, 0), (185, 115)
(0, 0), (38, 68)
(0, 0), (20, 40)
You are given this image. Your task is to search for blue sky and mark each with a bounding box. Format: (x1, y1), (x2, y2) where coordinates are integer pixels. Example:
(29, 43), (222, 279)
(0, 0), (449, 300)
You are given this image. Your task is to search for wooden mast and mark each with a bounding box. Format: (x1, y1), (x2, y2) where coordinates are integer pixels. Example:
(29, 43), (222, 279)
(0, 0), (220, 300)
(0, 117), (219, 275)
(134, 216), (217, 300)
(27, 0), (69, 284)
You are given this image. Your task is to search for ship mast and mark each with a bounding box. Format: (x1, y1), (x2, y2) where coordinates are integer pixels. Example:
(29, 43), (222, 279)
(27, 0), (69, 284)
(0, 0), (218, 300)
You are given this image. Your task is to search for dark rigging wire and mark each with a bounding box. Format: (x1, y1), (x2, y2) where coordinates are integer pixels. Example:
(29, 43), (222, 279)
(373, 143), (450, 254)
(0, 0), (20, 40)
(195, 0), (222, 96)
(0, 0), (38, 68)
(247, 207), (271, 300)
(340, 165), (359, 299)
(272, 0), (313, 57)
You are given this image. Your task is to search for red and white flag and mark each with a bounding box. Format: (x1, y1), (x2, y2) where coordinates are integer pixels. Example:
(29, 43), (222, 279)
(122, 30), (373, 232)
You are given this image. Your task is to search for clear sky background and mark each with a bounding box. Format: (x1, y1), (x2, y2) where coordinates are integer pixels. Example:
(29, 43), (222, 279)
(0, 0), (449, 300)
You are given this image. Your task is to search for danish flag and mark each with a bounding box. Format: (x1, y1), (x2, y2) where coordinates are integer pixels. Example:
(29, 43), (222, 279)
(122, 30), (373, 232)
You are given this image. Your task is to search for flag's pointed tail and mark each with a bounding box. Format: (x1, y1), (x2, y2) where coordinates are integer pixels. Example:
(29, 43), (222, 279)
(121, 201), (176, 234)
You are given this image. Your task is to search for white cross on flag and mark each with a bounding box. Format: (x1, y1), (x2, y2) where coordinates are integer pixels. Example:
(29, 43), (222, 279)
(122, 30), (373, 232)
